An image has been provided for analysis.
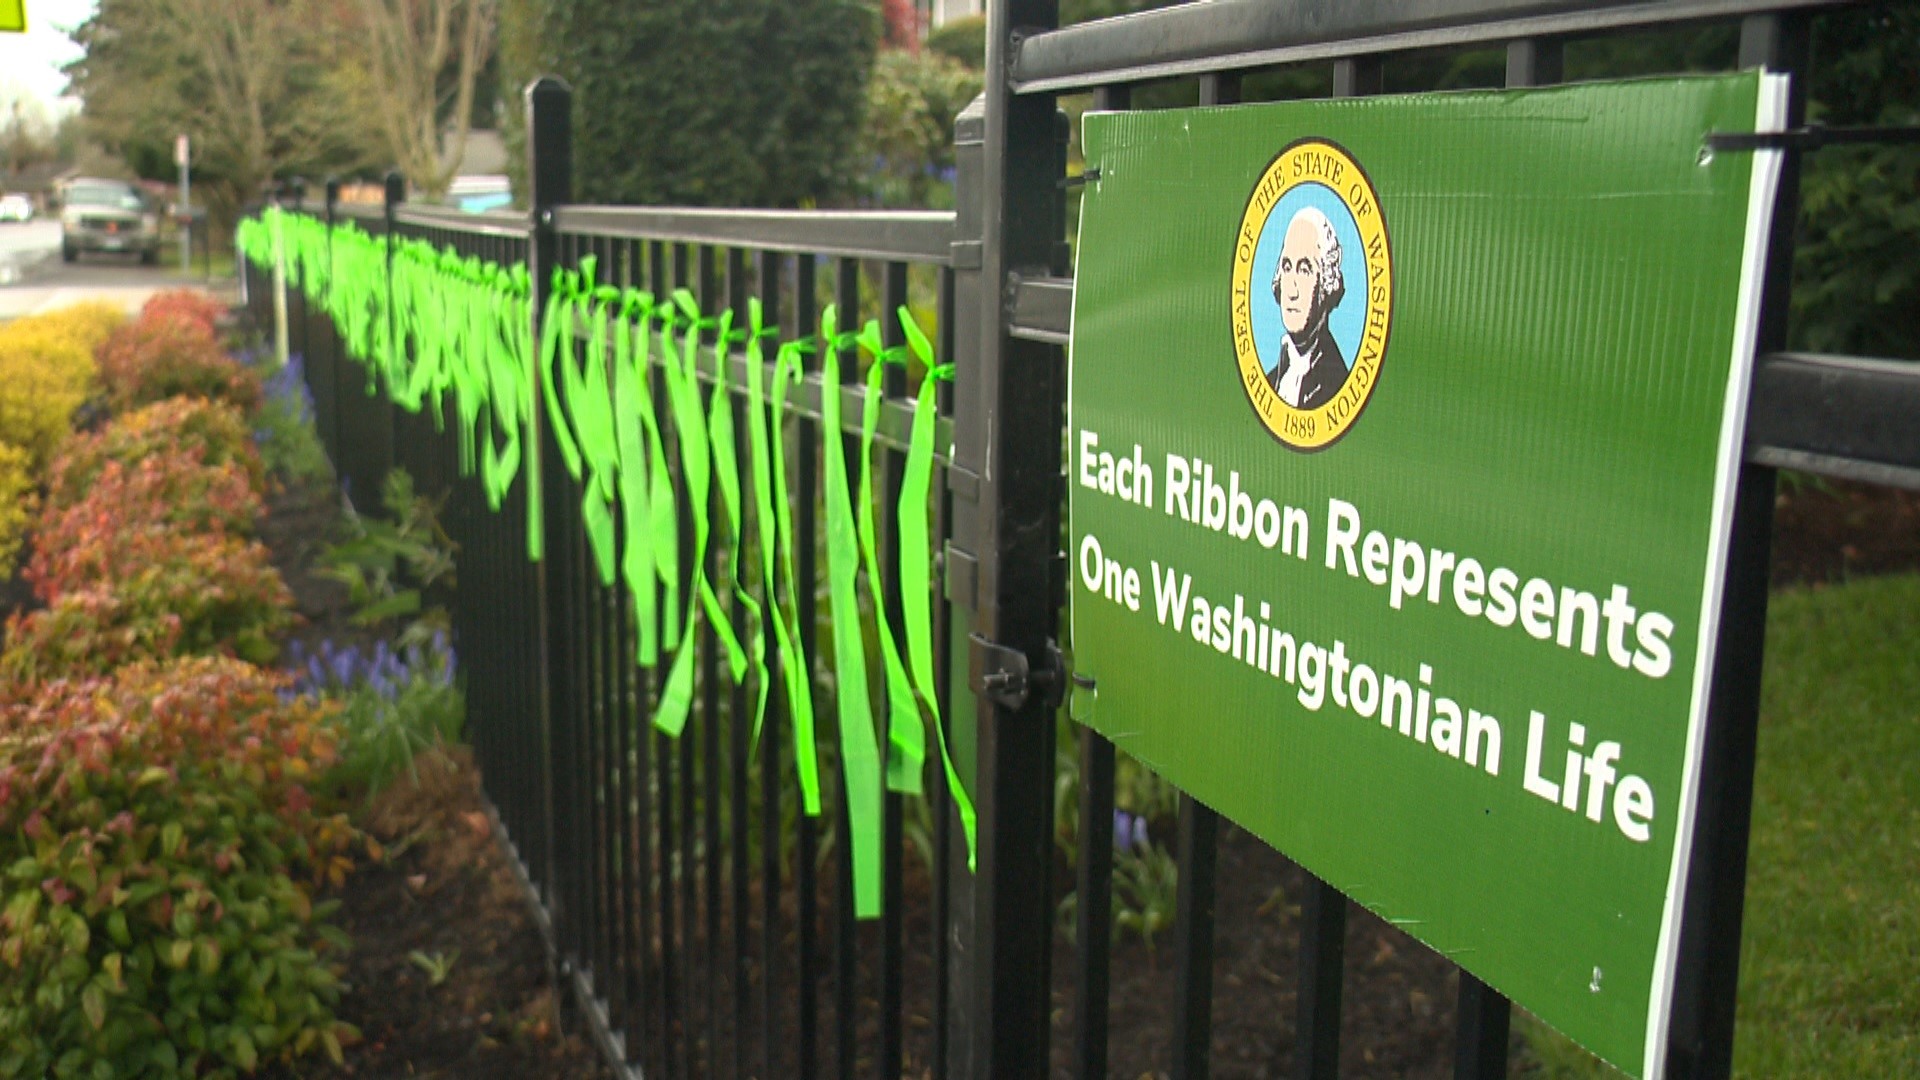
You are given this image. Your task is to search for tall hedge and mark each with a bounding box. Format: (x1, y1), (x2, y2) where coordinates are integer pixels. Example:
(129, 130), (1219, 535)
(517, 0), (879, 208)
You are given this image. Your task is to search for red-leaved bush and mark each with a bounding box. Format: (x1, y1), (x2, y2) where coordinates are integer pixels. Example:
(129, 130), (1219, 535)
(15, 526), (292, 665)
(47, 396), (265, 506)
(95, 310), (261, 414)
(33, 448), (261, 556)
(137, 288), (227, 336)
(0, 658), (359, 1076)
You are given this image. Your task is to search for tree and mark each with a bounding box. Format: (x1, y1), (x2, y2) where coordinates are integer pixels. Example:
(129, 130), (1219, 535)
(66, 0), (372, 232)
(861, 49), (981, 208)
(528, 0), (879, 208)
(345, 0), (499, 199)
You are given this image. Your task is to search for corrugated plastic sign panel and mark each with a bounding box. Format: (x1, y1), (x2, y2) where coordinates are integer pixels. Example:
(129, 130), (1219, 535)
(1066, 72), (1786, 1078)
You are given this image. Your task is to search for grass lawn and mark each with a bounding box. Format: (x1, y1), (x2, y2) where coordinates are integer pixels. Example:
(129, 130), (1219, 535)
(1522, 572), (1920, 1076)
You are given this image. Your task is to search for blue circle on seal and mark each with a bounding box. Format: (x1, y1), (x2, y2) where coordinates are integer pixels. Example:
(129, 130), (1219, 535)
(1249, 183), (1370, 381)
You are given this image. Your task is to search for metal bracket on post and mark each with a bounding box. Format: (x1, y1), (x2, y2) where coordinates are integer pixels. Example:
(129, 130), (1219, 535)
(968, 634), (1066, 713)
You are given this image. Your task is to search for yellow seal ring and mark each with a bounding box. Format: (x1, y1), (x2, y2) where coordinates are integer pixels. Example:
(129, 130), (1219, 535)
(1230, 138), (1393, 452)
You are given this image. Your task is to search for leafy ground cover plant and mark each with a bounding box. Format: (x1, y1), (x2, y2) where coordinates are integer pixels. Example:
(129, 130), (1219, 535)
(0, 658), (359, 1078)
(96, 311), (261, 415)
(318, 470), (457, 630)
(47, 397), (265, 506)
(252, 354), (333, 484)
(289, 634), (463, 796)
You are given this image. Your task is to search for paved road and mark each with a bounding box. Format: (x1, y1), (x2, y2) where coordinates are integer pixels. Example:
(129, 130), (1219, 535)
(0, 220), (229, 320)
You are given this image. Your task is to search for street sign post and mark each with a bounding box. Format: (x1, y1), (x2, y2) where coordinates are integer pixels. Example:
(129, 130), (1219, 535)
(175, 135), (191, 273)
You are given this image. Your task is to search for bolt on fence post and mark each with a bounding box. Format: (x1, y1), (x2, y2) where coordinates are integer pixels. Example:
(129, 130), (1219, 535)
(525, 73), (573, 965)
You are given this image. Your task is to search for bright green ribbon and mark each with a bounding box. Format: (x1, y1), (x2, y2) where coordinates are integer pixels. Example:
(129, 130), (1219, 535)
(894, 309), (976, 871)
(767, 335), (822, 815)
(653, 294), (716, 735)
(613, 292), (660, 666)
(852, 319), (927, 796)
(709, 308), (771, 751)
(820, 304), (882, 919)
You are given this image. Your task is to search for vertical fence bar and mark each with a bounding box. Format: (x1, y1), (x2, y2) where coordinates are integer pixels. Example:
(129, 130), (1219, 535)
(1071, 728), (1114, 1079)
(675, 241), (699, 1079)
(526, 73), (572, 1001)
(617, 238), (655, 1078)
(794, 250), (822, 1080)
(1293, 871), (1345, 1080)
(756, 248), (786, 1080)
(1171, 795), (1219, 1080)
(832, 254), (861, 1080)
(930, 263), (957, 1080)
(1663, 15), (1806, 1080)
(726, 246), (753, 1080)
(878, 261), (909, 1080)
(698, 242), (725, 1080)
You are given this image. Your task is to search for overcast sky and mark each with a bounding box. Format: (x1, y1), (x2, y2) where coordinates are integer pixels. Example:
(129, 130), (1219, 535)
(0, 0), (97, 117)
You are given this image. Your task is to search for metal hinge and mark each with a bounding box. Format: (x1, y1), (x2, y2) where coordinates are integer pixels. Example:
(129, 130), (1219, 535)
(968, 634), (1066, 713)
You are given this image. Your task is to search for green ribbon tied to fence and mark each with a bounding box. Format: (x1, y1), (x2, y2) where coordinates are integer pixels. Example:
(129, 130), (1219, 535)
(244, 208), (979, 913)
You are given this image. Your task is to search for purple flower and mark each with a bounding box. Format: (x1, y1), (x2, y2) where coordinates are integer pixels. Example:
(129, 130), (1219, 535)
(1113, 810), (1149, 855)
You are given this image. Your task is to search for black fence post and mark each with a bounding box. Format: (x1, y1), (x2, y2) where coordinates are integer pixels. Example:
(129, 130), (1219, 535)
(954, 2), (1067, 1077)
(320, 178), (342, 469)
(372, 171), (404, 507)
(525, 73), (573, 950)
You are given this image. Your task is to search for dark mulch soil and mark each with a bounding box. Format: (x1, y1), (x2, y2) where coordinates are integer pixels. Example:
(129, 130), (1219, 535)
(259, 751), (613, 1080)
(255, 477), (610, 1079)
(1052, 831), (1471, 1080)
(1768, 475), (1920, 587)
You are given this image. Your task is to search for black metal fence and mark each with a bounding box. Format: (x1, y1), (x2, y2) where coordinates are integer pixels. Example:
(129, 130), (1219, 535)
(238, 2), (1920, 1077)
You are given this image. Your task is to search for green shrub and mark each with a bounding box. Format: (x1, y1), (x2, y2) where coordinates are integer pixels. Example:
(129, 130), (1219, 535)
(861, 48), (983, 208)
(0, 658), (358, 1079)
(925, 13), (984, 68)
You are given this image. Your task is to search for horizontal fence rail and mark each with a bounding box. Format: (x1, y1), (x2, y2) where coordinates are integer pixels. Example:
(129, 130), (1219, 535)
(234, 1), (1918, 1077)
(1008, 276), (1920, 488)
(1008, 0), (1852, 92)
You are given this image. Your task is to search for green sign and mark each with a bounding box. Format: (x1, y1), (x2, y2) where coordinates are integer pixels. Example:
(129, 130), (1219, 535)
(0, 0), (22, 33)
(1067, 73), (1786, 1078)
